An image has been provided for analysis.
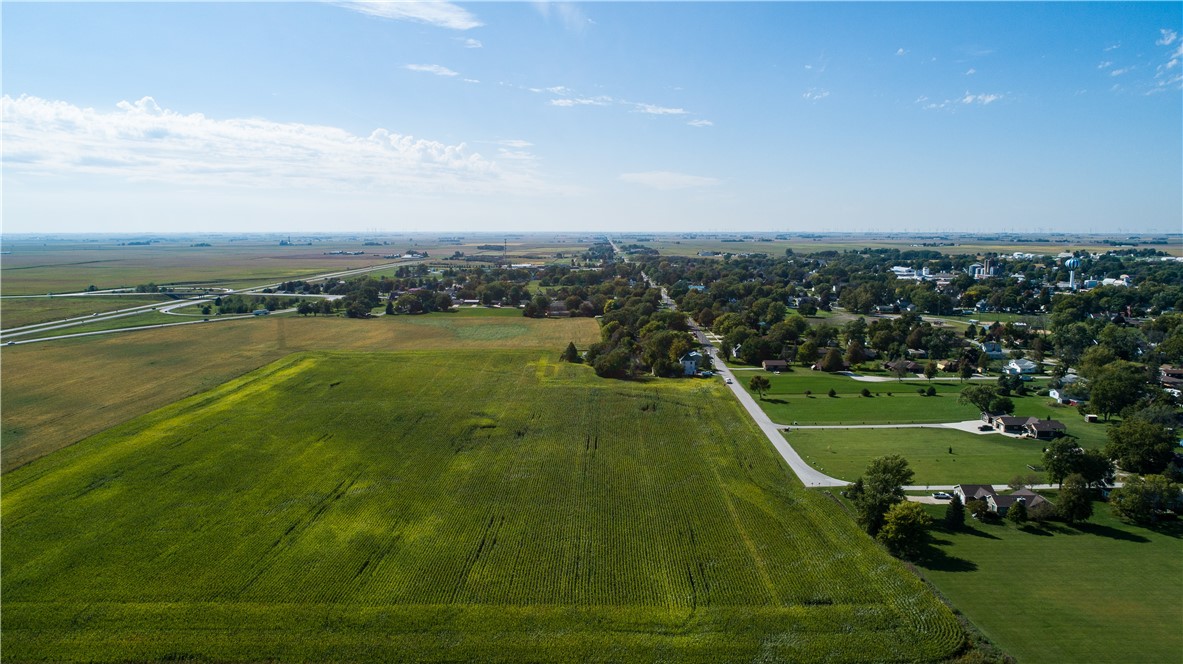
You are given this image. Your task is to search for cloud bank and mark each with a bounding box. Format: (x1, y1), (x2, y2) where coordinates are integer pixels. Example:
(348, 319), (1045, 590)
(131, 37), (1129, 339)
(2, 95), (543, 195)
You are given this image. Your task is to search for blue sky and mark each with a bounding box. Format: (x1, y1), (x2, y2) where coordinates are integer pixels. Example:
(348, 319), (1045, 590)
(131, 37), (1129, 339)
(3, 1), (1180, 234)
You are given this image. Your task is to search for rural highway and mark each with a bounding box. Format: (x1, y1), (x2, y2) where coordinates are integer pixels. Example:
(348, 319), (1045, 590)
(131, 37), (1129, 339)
(0, 257), (422, 346)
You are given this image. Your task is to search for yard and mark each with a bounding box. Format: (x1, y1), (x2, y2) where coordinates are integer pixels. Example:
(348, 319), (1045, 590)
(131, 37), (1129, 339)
(917, 501), (1182, 663)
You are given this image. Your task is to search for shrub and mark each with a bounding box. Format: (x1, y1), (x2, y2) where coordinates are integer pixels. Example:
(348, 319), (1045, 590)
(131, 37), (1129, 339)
(861, 388), (871, 397)
(926, 386), (937, 397)
(827, 388), (837, 398)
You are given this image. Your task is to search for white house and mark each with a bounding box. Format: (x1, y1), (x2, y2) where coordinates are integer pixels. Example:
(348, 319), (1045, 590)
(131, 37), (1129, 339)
(1003, 358), (1038, 375)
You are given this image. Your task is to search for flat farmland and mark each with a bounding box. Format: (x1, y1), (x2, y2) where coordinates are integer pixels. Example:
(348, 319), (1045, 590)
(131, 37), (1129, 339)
(2, 351), (963, 662)
(1, 313), (599, 472)
(0, 241), (384, 295)
(0, 294), (172, 329)
(742, 374), (980, 425)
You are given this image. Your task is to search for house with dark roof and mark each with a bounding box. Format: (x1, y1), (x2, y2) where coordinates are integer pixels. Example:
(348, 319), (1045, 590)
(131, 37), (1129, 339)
(762, 359), (789, 372)
(885, 359), (922, 374)
(1024, 418), (1066, 440)
(954, 484), (997, 503)
(994, 415), (1029, 434)
(987, 489), (1053, 516)
(680, 351), (704, 377)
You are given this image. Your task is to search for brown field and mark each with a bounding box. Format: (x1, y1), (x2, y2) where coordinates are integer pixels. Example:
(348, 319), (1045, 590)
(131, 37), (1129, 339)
(1, 313), (599, 472)
(624, 235), (1183, 258)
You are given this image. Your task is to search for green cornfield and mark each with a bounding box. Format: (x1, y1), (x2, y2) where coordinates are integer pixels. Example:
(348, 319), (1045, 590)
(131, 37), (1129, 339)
(2, 351), (963, 662)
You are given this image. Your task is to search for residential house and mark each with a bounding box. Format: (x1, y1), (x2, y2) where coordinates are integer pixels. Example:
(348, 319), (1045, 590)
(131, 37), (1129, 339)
(954, 484), (997, 503)
(1024, 418), (1066, 439)
(762, 359), (789, 372)
(1003, 358), (1038, 375)
(987, 488), (1053, 516)
(994, 416), (1029, 434)
(1048, 388), (1083, 406)
(680, 351), (704, 377)
(980, 341), (1004, 359)
(885, 359), (923, 374)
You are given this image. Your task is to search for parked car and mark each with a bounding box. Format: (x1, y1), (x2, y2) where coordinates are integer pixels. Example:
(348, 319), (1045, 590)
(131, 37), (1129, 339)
(978, 424), (993, 431)
(931, 492), (951, 500)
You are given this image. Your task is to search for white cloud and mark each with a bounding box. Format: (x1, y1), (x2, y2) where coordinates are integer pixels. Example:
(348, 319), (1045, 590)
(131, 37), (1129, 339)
(960, 92), (1002, 105)
(1109, 66), (1133, 77)
(463, 78), (480, 84)
(802, 89), (830, 101)
(687, 119), (713, 127)
(1098, 61), (1113, 69)
(634, 103), (686, 115)
(1, 94), (545, 195)
(498, 139), (534, 148)
(920, 91), (1004, 109)
(896, 48), (907, 56)
(533, 2), (592, 33)
(1104, 43), (1121, 51)
(463, 38), (483, 49)
(336, 1), (482, 30)
(965, 68), (976, 75)
(1158, 29), (1178, 46)
(619, 171), (719, 190)
(1151, 30), (1183, 93)
(546, 86), (572, 95)
(405, 64), (459, 77)
(549, 97), (611, 107)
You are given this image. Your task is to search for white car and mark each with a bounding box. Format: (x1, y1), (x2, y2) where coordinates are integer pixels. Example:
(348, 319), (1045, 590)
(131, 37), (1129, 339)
(931, 492), (952, 500)
(725, 378), (733, 384)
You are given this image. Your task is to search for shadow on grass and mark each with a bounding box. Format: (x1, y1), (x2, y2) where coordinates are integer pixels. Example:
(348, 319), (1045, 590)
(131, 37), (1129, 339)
(915, 540), (978, 573)
(764, 398), (788, 404)
(1071, 522), (1150, 543)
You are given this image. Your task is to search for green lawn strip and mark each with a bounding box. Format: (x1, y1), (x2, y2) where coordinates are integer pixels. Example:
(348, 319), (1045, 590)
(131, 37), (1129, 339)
(788, 428), (1046, 485)
(2, 350), (963, 662)
(0, 295), (173, 329)
(915, 502), (1182, 664)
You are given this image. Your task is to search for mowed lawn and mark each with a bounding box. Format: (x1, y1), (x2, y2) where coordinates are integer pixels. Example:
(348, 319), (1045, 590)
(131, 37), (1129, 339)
(1, 313), (600, 472)
(744, 373), (1002, 424)
(917, 503), (1182, 663)
(2, 351), (963, 662)
(789, 428), (1047, 485)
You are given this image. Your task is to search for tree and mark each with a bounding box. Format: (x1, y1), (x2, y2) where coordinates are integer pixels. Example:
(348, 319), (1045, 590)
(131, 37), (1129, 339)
(944, 494), (965, 529)
(1005, 499), (1029, 525)
(827, 387), (837, 397)
(1109, 475), (1181, 524)
(966, 498), (991, 521)
(845, 340), (868, 367)
(1058, 473), (1093, 525)
(1043, 439), (1083, 488)
(1028, 500), (1056, 524)
(560, 342), (581, 364)
(1076, 448), (1115, 489)
(1088, 360), (1147, 420)
(297, 301), (314, 316)
(958, 362), (974, 383)
(924, 361), (938, 380)
(958, 384), (997, 413)
(877, 501), (932, 559)
(385, 300), (394, 315)
(796, 340), (817, 367)
(987, 395), (1015, 415)
(820, 348), (845, 372)
(849, 455), (914, 536)
(1104, 418), (1176, 474)
(749, 375), (771, 399)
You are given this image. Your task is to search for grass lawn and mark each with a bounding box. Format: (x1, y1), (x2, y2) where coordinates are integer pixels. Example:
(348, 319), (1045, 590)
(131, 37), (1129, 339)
(0, 295), (173, 329)
(1, 351), (963, 662)
(916, 502), (1182, 663)
(744, 373), (986, 425)
(788, 428), (1047, 485)
(1, 315), (599, 472)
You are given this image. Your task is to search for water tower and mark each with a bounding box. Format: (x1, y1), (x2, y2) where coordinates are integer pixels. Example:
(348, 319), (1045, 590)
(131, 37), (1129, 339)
(1065, 258), (1081, 290)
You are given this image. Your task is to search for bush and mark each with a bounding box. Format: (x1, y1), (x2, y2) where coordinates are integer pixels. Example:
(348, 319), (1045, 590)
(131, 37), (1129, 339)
(917, 387), (926, 396)
(861, 388), (871, 397)
(827, 388), (837, 398)
(926, 386), (937, 397)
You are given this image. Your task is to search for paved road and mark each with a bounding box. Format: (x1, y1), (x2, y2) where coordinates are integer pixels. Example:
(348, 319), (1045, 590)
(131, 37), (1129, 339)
(0, 258), (419, 345)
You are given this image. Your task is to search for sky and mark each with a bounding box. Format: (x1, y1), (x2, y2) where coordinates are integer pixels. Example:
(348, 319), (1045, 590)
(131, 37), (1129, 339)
(2, 1), (1181, 234)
